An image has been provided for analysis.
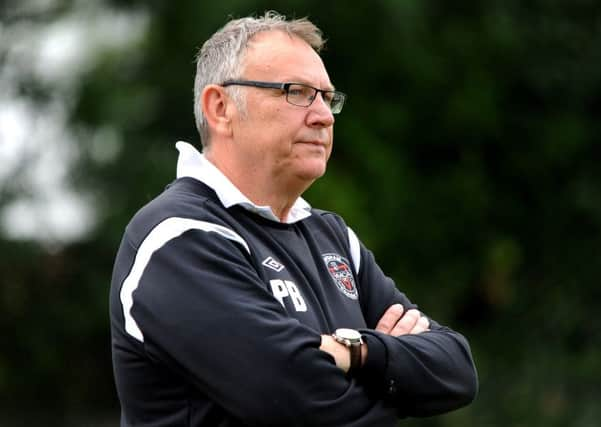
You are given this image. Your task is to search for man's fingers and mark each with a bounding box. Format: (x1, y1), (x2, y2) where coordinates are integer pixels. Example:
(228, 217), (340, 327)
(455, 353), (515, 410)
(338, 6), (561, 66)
(375, 304), (404, 334)
(376, 306), (430, 336)
(409, 315), (430, 334)
(389, 308), (421, 336)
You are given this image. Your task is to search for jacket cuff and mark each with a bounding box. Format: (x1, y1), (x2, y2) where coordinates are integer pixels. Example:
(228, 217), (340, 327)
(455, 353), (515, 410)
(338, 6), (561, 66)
(356, 330), (389, 392)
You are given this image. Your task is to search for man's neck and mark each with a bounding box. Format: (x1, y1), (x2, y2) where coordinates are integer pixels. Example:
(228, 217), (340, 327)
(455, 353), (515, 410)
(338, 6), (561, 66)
(205, 150), (311, 222)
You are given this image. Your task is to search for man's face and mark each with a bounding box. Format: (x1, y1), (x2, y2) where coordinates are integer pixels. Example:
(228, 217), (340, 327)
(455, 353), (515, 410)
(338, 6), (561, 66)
(229, 30), (335, 189)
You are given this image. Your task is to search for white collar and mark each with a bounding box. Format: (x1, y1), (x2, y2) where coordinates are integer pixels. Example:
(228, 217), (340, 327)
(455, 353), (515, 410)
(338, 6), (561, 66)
(175, 141), (312, 224)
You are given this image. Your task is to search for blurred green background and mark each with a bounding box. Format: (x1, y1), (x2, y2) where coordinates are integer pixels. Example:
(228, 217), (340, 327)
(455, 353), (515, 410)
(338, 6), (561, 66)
(1, 0), (600, 425)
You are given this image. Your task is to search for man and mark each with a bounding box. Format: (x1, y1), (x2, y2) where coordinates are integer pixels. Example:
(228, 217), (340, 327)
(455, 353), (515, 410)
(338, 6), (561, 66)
(110, 11), (477, 426)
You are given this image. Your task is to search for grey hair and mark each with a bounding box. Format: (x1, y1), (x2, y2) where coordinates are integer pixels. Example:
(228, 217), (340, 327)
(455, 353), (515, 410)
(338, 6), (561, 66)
(193, 11), (325, 146)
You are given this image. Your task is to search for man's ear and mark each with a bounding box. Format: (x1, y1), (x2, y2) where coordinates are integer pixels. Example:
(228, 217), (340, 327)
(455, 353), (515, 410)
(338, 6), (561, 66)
(201, 84), (233, 138)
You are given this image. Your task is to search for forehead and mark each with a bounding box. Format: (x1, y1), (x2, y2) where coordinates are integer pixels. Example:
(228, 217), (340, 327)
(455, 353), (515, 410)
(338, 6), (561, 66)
(242, 31), (331, 86)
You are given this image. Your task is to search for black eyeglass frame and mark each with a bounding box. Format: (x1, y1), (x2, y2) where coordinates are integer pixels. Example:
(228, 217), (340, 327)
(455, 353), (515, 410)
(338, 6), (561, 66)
(221, 79), (346, 114)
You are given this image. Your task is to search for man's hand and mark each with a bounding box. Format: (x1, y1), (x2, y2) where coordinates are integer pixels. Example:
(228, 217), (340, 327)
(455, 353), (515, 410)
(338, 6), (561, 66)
(319, 335), (368, 373)
(320, 335), (351, 372)
(320, 304), (429, 372)
(375, 304), (430, 336)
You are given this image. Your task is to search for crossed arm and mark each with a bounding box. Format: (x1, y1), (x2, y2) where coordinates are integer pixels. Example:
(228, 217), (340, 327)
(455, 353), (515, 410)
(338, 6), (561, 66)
(120, 223), (477, 423)
(320, 304), (431, 372)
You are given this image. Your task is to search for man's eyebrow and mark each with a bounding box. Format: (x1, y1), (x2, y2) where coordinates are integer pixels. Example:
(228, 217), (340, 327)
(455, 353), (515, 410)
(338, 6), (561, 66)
(284, 77), (336, 91)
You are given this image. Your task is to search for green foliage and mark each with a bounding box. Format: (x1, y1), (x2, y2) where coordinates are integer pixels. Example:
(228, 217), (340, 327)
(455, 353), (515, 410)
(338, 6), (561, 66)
(2, 0), (601, 425)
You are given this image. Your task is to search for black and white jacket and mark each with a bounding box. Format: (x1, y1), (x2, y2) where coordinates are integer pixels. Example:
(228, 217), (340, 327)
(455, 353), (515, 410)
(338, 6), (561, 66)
(110, 141), (477, 427)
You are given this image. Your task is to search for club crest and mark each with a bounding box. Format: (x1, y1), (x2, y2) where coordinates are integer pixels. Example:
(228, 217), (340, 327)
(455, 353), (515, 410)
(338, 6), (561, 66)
(323, 253), (358, 300)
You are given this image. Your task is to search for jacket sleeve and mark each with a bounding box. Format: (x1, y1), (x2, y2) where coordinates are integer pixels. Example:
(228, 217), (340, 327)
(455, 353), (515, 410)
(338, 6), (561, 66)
(348, 228), (479, 417)
(123, 224), (398, 427)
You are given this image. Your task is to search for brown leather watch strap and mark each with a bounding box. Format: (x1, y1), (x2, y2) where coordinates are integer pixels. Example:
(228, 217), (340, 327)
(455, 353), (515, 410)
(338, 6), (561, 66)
(332, 328), (363, 376)
(348, 341), (361, 374)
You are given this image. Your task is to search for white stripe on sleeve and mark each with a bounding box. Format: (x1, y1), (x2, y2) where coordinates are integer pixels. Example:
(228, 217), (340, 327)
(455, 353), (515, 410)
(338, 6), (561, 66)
(347, 226), (361, 275)
(120, 217), (250, 342)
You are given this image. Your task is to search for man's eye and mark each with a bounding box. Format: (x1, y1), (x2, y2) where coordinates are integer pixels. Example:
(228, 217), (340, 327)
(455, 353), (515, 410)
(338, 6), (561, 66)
(288, 88), (304, 96)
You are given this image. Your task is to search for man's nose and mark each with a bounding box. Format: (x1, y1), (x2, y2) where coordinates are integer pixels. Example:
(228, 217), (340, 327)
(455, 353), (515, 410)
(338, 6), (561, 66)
(306, 93), (335, 127)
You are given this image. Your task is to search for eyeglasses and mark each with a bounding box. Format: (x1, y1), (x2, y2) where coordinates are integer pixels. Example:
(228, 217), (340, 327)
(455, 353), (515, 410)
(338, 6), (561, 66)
(221, 80), (347, 114)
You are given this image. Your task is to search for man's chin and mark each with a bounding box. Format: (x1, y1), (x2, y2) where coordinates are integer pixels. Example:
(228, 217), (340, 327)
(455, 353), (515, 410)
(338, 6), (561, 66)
(297, 163), (327, 182)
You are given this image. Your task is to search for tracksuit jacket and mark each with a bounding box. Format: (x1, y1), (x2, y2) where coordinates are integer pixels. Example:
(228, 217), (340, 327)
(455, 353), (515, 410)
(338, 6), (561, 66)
(110, 141), (478, 426)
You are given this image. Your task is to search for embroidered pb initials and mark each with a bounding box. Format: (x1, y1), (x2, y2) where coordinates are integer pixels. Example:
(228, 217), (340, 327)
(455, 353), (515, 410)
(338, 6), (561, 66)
(269, 279), (307, 312)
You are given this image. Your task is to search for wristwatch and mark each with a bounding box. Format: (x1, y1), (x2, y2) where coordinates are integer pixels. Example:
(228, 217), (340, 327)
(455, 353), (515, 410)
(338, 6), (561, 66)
(332, 328), (363, 374)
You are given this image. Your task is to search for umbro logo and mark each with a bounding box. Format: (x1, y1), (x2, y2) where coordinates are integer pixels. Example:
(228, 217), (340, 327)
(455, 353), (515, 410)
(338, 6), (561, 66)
(262, 256), (285, 272)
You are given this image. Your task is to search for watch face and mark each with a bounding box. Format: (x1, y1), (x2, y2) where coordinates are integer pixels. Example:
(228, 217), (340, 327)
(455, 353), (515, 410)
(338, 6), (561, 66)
(335, 328), (361, 341)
